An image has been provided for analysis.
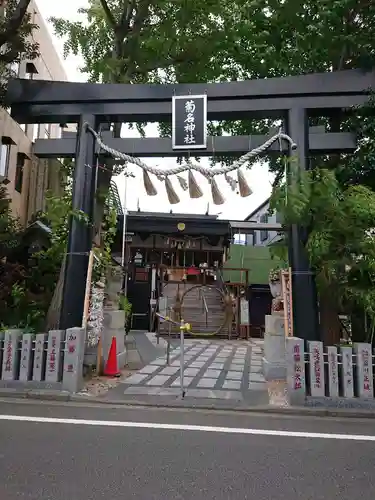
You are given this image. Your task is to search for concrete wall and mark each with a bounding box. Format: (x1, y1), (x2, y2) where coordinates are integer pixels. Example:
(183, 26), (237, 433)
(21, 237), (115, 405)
(1, 0), (67, 225)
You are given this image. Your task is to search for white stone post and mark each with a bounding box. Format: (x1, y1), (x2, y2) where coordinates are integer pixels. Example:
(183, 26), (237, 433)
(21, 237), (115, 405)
(33, 333), (47, 382)
(1, 329), (22, 381)
(262, 315), (287, 381)
(286, 337), (306, 404)
(354, 343), (374, 399)
(326, 346), (339, 397)
(45, 330), (65, 383)
(62, 327), (86, 393)
(19, 333), (34, 381)
(307, 341), (325, 397)
(340, 346), (354, 398)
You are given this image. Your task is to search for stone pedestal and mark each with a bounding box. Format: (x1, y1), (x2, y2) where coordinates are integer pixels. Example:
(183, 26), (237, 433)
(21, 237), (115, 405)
(262, 314), (287, 381)
(1, 330), (22, 381)
(102, 309), (127, 369)
(105, 267), (122, 308)
(19, 334), (34, 381)
(62, 327), (86, 393)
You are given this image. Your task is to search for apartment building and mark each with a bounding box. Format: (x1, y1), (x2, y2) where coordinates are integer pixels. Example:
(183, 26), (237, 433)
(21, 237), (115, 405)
(0, 0), (67, 226)
(243, 198), (283, 246)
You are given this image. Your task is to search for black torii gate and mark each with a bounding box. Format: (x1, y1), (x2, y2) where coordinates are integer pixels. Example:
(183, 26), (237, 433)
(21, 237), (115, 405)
(6, 69), (374, 339)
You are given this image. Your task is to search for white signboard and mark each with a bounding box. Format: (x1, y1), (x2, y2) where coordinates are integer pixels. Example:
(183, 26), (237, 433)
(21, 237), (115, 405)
(240, 298), (249, 326)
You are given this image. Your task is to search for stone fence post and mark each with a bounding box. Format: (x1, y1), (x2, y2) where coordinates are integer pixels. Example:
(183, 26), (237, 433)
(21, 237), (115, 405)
(62, 327), (85, 393)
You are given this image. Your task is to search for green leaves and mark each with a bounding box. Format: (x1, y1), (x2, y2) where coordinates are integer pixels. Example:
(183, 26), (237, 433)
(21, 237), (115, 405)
(49, 0), (249, 85)
(273, 164), (375, 323)
(0, 0), (39, 103)
(0, 185), (21, 258)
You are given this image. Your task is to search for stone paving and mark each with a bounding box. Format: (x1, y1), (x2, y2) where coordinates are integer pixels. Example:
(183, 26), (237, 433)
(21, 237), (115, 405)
(117, 336), (267, 402)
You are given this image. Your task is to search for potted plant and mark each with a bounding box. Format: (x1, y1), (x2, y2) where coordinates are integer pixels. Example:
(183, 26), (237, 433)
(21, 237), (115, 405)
(268, 267), (282, 298)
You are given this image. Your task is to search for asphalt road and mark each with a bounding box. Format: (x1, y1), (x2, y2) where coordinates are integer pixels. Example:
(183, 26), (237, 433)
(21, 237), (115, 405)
(0, 400), (375, 500)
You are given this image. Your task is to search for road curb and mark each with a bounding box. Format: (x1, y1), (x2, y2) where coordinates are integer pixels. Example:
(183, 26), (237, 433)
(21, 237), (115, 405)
(1, 388), (375, 419)
(0, 388), (71, 402)
(70, 397), (375, 419)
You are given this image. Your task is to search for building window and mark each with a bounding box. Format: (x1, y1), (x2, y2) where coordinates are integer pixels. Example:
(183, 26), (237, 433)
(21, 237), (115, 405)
(32, 124), (39, 142)
(44, 124), (51, 138)
(15, 153), (25, 193)
(0, 142), (11, 179)
(260, 213), (268, 242)
(276, 211), (283, 224)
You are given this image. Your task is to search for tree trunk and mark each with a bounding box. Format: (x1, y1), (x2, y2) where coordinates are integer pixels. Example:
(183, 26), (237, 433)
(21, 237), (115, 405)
(46, 55), (129, 327)
(351, 307), (367, 343)
(319, 286), (341, 345)
(45, 254), (66, 331)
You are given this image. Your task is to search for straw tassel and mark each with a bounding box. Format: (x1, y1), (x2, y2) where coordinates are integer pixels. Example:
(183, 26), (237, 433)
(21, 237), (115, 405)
(237, 169), (252, 197)
(165, 176), (180, 204)
(177, 175), (188, 191)
(210, 177), (225, 205)
(188, 170), (203, 199)
(143, 169), (157, 196)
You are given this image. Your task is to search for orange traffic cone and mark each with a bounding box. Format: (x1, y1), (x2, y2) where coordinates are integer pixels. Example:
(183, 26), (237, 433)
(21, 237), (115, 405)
(104, 336), (120, 377)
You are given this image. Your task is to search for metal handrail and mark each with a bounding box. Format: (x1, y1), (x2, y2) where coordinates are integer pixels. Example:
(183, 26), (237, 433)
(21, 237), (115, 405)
(216, 267), (228, 295)
(199, 288), (209, 327)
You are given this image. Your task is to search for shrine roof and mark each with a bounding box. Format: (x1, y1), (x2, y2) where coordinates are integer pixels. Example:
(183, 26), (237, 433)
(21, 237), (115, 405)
(117, 211), (230, 238)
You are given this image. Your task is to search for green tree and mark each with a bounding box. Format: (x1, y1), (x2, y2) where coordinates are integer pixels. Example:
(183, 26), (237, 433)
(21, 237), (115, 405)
(51, 0), (246, 86)
(50, 0), (375, 337)
(271, 166), (375, 344)
(213, 0), (375, 175)
(0, 0), (39, 101)
(49, 0), (253, 321)
(0, 184), (20, 258)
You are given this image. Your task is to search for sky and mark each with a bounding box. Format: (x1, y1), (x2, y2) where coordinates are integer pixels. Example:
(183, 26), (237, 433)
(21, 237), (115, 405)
(35, 0), (273, 220)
